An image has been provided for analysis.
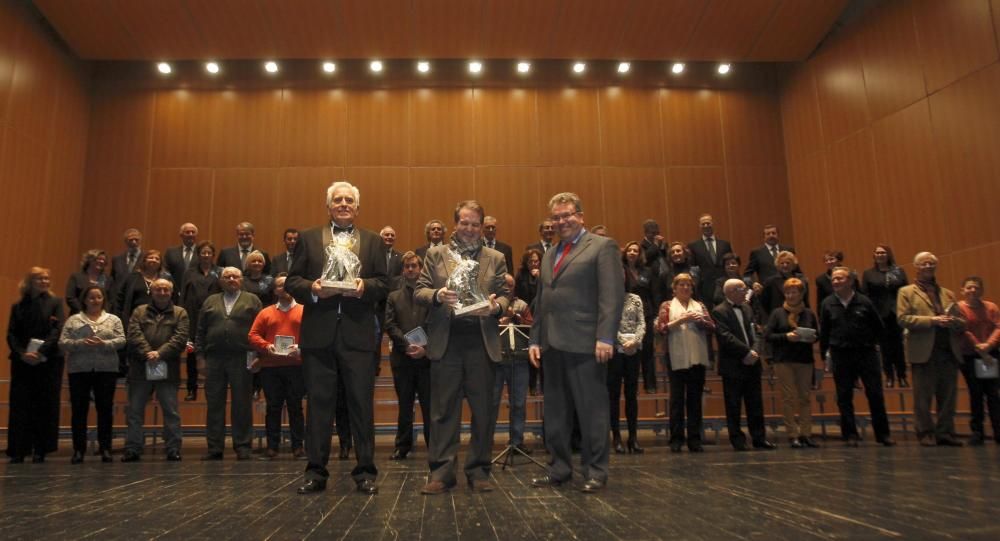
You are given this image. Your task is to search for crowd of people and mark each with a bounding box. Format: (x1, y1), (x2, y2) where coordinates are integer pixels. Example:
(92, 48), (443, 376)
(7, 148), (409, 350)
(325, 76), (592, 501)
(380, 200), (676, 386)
(5, 183), (999, 496)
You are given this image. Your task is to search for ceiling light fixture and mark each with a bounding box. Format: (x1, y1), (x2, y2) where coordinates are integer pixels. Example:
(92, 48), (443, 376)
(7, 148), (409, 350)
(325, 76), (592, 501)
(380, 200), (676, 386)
(717, 63), (731, 75)
(572, 62), (586, 74)
(322, 61), (336, 73)
(205, 61), (220, 74)
(370, 60), (383, 73)
(157, 62), (172, 75)
(671, 62), (685, 74)
(417, 61), (430, 73)
(264, 61), (278, 73)
(517, 61), (531, 74)
(468, 61), (483, 74)
(617, 62), (630, 74)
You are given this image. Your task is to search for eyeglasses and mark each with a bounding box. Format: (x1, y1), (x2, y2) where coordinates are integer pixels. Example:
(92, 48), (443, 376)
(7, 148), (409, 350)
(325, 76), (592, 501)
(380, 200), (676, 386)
(550, 211), (579, 223)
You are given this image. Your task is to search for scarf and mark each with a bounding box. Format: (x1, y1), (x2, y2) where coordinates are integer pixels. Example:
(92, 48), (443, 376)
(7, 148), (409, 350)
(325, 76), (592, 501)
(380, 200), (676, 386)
(915, 277), (944, 315)
(448, 232), (482, 260)
(783, 299), (805, 328)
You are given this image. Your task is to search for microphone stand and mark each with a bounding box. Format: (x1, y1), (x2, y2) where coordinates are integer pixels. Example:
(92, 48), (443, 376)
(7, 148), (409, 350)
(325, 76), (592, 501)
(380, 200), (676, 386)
(492, 323), (546, 471)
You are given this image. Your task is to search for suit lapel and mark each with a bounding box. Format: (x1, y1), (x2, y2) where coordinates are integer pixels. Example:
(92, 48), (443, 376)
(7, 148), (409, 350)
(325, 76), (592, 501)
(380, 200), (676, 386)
(553, 233), (590, 281)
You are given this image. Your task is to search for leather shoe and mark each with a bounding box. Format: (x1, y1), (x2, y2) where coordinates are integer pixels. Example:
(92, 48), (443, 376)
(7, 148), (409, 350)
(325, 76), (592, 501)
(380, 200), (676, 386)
(421, 480), (456, 495)
(338, 446), (351, 460)
(799, 437), (820, 448)
(845, 436), (860, 448)
(670, 442), (684, 453)
(789, 439), (803, 449)
(9, 456), (25, 464)
(121, 451), (141, 463)
(753, 441), (777, 450)
(356, 479), (378, 494)
(297, 479), (327, 494)
(71, 451), (84, 464)
(919, 435), (937, 447)
(688, 443), (705, 453)
(100, 449), (113, 463)
(292, 448), (307, 460)
(32, 454), (45, 463)
(877, 437), (896, 447)
(937, 437), (963, 447)
(259, 449), (278, 461)
(236, 449), (252, 460)
(201, 452), (224, 461)
(733, 442), (751, 452)
(627, 440), (644, 454)
(390, 449), (408, 460)
(184, 389), (197, 401)
(531, 475), (568, 488)
(613, 440), (626, 454)
(580, 478), (605, 493)
(467, 478), (494, 493)
(166, 450), (182, 461)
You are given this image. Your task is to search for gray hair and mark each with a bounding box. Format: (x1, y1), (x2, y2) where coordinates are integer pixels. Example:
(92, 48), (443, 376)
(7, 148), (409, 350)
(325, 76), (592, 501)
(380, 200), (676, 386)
(548, 192), (582, 213)
(150, 278), (173, 291)
(221, 266), (243, 278)
(425, 219), (446, 236)
(179, 222), (198, 234)
(913, 251), (938, 265)
(326, 180), (360, 208)
(236, 221), (255, 233)
(723, 278), (747, 294)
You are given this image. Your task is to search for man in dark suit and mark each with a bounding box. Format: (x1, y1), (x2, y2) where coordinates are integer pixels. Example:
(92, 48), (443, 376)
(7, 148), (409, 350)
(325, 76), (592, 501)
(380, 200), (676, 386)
(414, 219), (446, 260)
(687, 214), (733, 306)
(270, 228), (299, 277)
(482, 215), (514, 273)
(529, 192), (624, 493)
(640, 219), (666, 273)
(286, 181), (388, 495)
(525, 219), (555, 254)
(712, 279), (775, 451)
(163, 223), (198, 290)
(415, 201), (508, 494)
(743, 224), (794, 291)
(111, 228), (143, 288)
(380, 226), (403, 289)
(218, 221), (271, 275)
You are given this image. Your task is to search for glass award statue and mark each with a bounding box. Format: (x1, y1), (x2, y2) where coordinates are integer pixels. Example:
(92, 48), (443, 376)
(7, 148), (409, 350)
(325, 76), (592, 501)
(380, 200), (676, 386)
(321, 231), (362, 293)
(447, 250), (491, 317)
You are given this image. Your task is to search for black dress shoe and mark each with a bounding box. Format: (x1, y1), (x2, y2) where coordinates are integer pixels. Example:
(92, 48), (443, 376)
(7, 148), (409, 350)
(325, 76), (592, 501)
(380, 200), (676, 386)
(389, 449), (408, 460)
(937, 437), (963, 447)
(236, 449), (252, 460)
(898, 377), (910, 388)
(297, 479), (327, 494)
(627, 440), (644, 454)
(581, 478), (605, 493)
(31, 454), (45, 463)
(356, 479), (378, 494)
(121, 451), (141, 463)
(71, 451), (84, 464)
(613, 441), (626, 454)
(184, 389), (197, 401)
(338, 446), (351, 460)
(9, 456), (25, 464)
(733, 442), (752, 452)
(789, 439), (803, 449)
(670, 442), (684, 453)
(877, 437), (896, 447)
(531, 475), (568, 488)
(753, 441), (777, 450)
(844, 436), (860, 448)
(100, 449), (113, 463)
(688, 443), (705, 453)
(166, 450), (182, 461)
(201, 452), (223, 461)
(799, 437), (820, 448)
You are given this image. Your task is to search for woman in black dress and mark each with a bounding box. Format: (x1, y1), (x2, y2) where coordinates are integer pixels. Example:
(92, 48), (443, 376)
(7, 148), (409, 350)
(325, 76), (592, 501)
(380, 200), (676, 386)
(622, 241), (658, 393)
(860, 244), (909, 387)
(180, 240), (222, 401)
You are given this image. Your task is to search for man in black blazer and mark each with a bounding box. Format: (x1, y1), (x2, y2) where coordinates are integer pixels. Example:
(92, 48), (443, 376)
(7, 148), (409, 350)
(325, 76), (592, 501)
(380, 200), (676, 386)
(640, 219), (666, 273)
(687, 214), (733, 305)
(270, 228), (299, 277)
(414, 219), (446, 260)
(110, 228), (143, 288)
(743, 224), (794, 290)
(286, 181), (389, 496)
(163, 223), (198, 289)
(482, 216), (514, 273)
(529, 192), (624, 493)
(712, 279), (775, 451)
(380, 226), (404, 289)
(217, 221), (271, 275)
(525, 219), (555, 254)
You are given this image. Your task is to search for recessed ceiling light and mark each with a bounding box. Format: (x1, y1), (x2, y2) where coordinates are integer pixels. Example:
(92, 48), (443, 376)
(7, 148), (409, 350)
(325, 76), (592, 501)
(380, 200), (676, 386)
(370, 60), (383, 73)
(671, 62), (685, 74)
(617, 62), (630, 74)
(572, 62), (586, 74)
(157, 62), (172, 75)
(264, 61), (278, 73)
(717, 63), (731, 75)
(417, 61), (430, 73)
(517, 61), (531, 74)
(205, 61), (220, 74)
(468, 61), (483, 74)
(322, 61), (336, 73)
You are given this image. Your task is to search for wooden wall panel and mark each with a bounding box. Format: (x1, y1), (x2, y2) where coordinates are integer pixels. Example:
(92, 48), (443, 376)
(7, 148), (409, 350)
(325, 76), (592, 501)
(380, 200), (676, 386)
(473, 89), (539, 166)
(813, 36), (870, 144)
(144, 169), (215, 252)
(537, 89), (601, 166)
(410, 89), (475, 166)
(87, 90), (154, 169)
(748, 0), (849, 61)
(409, 0), (484, 58)
(601, 168), (667, 245)
(480, 0), (563, 59)
(660, 89), (724, 166)
(912, 0), (998, 93)
(0, 1), (18, 125)
(683, 0), (778, 61)
(274, 167), (347, 235)
(279, 89), (348, 167)
(183, 0), (275, 59)
(6, 24), (60, 143)
(345, 90), (410, 166)
(825, 130), (884, 259)
(330, 0), (412, 58)
(214, 90), (283, 168)
(406, 168), (475, 250)
(473, 166), (540, 259)
(348, 167), (413, 240)
(664, 167), (729, 246)
(616, 0), (703, 59)
(598, 88), (663, 166)
(928, 63), (1000, 251)
(785, 153), (834, 295)
(115, 0), (206, 59)
(210, 169), (280, 256)
(778, 64), (824, 161)
(950, 244), (1000, 297)
(0, 131), (48, 277)
(720, 90), (785, 166)
(151, 90), (222, 168)
(725, 165), (792, 266)
(544, 0), (625, 59)
(995, 0), (1000, 52)
(857, 0), (925, 121)
(536, 167), (605, 236)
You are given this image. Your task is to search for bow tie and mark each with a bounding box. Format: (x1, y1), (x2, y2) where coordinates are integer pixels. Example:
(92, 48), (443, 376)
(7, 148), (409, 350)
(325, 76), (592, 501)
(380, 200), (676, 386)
(334, 225), (354, 234)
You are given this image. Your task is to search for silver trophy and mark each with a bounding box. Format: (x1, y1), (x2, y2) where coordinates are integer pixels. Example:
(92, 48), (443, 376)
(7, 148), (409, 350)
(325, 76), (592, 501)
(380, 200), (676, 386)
(321, 231), (361, 292)
(447, 250), (491, 317)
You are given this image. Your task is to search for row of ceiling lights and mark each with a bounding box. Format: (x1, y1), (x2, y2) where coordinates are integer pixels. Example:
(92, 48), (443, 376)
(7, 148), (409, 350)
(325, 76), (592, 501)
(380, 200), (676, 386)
(155, 60), (733, 76)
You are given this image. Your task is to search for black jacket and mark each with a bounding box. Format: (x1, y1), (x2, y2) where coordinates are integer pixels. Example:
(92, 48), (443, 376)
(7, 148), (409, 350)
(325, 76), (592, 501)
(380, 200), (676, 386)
(819, 292), (884, 356)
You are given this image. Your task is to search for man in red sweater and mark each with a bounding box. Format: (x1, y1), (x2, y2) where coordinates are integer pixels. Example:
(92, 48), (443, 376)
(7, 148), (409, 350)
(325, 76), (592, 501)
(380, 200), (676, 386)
(957, 276), (1000, 445)
(249, 274), (306, 459)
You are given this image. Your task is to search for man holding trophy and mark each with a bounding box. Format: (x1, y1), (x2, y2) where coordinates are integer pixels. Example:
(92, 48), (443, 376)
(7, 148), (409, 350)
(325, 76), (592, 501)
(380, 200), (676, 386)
(415, 200), (509, 495)
(286, 181), (389, 495)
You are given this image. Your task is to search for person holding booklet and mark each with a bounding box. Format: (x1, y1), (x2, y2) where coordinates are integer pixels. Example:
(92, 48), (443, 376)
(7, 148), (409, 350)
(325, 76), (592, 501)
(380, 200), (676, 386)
(248, 273), (306, 460)
(955, 276), (1000, 445)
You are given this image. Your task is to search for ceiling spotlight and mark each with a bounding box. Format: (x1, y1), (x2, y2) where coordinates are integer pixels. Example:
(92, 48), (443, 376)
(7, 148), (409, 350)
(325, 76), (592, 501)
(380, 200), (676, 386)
(417, 61), (430, 73)
(205, 61), (220, 74)
(322, 61), (336, 73)
(617, 62), (630, 74)
(157, 62), (172, 75)
(572, 62), (586, 74)
(264, 61), (278, 73)
(671, 62), (685, 74)
(468, 61), (483, 74)
(517, 61), (531, 74)
(717, 63), (731, 75)
(370, 60), (383, 73)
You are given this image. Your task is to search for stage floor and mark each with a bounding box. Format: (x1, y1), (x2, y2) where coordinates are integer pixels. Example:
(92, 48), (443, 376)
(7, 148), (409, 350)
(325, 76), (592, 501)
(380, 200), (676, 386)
(1, 439), (998, 540)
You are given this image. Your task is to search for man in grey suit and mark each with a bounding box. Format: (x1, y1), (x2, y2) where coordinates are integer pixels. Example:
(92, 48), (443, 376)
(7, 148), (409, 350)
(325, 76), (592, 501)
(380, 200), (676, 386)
(415, 200), (508, 495)
(528, 192), (624, 493)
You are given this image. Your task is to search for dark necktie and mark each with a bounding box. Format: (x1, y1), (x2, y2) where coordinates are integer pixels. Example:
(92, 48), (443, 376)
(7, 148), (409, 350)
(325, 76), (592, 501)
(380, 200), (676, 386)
(770, 246), (778, 259)
(334, 225), (354, 234)
(183, 247), (192, 267)
(706, 238), (716, 263)
(127, 252), (136, 271)
(240, 249), (249, 267)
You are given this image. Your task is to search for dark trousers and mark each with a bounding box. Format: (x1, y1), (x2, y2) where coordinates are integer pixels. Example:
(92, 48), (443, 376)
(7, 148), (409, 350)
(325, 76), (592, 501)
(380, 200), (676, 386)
(6, 359), (63, 458)
(392, 361), (431, 452)
(428, 329), (496, 483)
(205, 352), (254, 453)
(831, 347), (891, 441)
(302, 335), (377, 483)
(260, 365), (306, 451)
(879, 317), (906, 381)
(722, 374), (766, 447)
(607, 351), (639, 439)
(668, 364), (706, 445)
(336, 377), (352, 449)
(542, 348), (610, 483)
(639, 326), (657, 392)
(960, 356), (1000, 440)
(186, 353), (198, 392)
(529, 362), (543, 393)
(68, 371), (118, 452)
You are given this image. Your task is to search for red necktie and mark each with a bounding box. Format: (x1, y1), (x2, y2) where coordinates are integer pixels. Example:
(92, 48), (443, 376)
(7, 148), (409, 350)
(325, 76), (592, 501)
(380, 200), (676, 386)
(552, 242), (573, 275)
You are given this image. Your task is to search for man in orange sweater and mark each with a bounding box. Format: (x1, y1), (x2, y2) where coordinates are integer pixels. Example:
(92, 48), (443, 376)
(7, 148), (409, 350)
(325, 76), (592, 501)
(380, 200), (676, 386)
(956, 276), (1000, 445)
(249, 274), (306, 460)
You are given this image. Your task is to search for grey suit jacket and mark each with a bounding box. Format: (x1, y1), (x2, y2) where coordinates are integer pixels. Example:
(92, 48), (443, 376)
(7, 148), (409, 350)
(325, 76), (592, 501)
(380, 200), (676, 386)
(530, 231), (625, 355)
(414, 245), (509, 362)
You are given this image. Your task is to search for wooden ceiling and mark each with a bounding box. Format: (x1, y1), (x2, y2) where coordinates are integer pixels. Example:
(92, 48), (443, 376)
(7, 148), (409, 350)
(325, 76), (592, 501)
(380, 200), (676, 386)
(32, 0), (848, 62)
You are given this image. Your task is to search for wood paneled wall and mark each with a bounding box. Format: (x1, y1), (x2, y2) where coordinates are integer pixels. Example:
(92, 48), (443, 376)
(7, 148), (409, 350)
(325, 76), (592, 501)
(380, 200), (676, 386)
(0, 2), (90, 381)
(80, 84), (792, 275)
(779, 0), (1000, 304)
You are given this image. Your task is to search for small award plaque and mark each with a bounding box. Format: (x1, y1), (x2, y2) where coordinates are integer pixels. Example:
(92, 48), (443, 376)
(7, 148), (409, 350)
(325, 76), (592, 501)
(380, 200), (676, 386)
(446, 251), (490, 317)
(794, 327), (817, 342)
(274, 335), (295, 356)
(321, 231), (362, 292)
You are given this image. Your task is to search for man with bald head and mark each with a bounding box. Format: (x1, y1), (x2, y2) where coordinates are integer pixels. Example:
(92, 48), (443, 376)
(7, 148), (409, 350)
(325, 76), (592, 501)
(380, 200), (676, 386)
(164, 223), (199, 289)
(195, 267), (263, 460)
